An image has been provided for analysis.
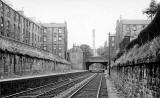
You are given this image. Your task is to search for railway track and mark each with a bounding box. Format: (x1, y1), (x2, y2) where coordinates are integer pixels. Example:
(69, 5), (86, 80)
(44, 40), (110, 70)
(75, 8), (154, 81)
(4, 73), (94, 98)
(67, 73), (108, 98)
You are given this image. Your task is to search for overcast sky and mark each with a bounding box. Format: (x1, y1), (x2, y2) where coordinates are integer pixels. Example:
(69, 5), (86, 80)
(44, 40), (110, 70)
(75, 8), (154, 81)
(5, 0), (158, 49)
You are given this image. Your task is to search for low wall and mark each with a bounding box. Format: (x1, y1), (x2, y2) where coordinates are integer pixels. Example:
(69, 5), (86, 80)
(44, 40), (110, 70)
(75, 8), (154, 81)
(110, 62), (160, 97)
(0, 35), (71, 79)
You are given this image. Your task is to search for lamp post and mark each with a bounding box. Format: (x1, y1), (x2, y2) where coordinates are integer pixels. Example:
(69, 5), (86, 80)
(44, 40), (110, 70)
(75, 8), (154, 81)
(108, 32), (111, 76)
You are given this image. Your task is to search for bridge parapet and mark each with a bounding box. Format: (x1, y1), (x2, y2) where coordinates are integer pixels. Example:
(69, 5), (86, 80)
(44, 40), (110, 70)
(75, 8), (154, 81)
(85, 56), (108, 70)
(87, 56), (108, 62)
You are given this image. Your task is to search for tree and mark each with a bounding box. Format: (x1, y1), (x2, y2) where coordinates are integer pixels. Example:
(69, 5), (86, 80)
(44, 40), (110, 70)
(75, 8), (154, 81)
(143, 0), (159, 20)
(97, 46), (110, 59)
(97, 46), (105, 56)
(80, 44), (93, 61)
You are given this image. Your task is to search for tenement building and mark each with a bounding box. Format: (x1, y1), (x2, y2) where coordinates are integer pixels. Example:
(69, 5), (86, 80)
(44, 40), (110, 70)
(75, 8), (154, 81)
(42, 23), (68, 59)
(0, 0), (70, 78)
(115, 19), (150, 50)
(109, 34), (116, 59)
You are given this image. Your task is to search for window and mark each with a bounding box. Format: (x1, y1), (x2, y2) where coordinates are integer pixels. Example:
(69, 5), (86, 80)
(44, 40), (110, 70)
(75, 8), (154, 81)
(0, 52), (3, 73)
(0, 1), (3, 12)
(37, 36), (39, 42)
(132, 25), (137, 31)
(44, 47), (47, 50)
(58, 28), (62, 33)
(44, 45), (47, 50)
(59, 47), (62, 50)
(23, 28), (25, 42)
(6, 21), (10, 37)
(111, 37), (114, 41)
(44, 36), (47, 41)
(54, 38), (56, 42)
(35, 34), (36, 41)
(18, 26), (20, 40)
(3, 55), (8, 73)
(0, 1), (2, 8)
(0, 17), (3, 26)
(111, 43), (114, 47)
(18, 16), (21, 23)
(44, 29), (47, 33)
(0, 17), (3, 35)
(38, 36), (40, 43)
(6, 6), (10, 17)
(14, 12), (16, 21)
(17, 15), (20, 23)
(23, 20), (25, 28)
(59, 53), (62, 56)
(58, 37), (62, 41)
(13, 24), (16, 38)
(32, 33), (34, 45)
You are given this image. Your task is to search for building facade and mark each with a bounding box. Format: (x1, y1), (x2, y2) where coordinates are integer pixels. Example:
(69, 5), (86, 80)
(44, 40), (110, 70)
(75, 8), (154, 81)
(0, 0), (70, 78)
(115, 19), (150, 50)
(109, 35), (116, 59)
(68, 45), (83, 70)
(0, 0), (43, 49)
(42, 23), (68, 59)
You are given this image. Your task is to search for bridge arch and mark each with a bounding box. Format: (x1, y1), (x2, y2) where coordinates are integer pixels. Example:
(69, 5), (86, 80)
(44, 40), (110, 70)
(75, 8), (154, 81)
(85, 56), (108, 70)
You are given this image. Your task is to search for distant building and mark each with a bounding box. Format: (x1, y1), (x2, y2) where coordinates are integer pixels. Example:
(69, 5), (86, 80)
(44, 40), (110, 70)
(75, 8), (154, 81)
(115, 19), (150, 50)
(68, 45), (83, 70)
(109, 35), (116, 58)
(119, 36), (130, 52)
(42, 22), (68, 59)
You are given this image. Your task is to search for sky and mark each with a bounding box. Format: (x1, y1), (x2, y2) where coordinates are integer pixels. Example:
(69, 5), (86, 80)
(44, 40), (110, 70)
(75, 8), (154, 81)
(3, 0), (158, 49)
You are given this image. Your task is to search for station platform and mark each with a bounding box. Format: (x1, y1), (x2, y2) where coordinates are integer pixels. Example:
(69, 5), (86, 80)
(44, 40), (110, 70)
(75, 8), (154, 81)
(0, 70), (88, 97)
(0, 70), (87, 82)
(105, 70), (122, 98)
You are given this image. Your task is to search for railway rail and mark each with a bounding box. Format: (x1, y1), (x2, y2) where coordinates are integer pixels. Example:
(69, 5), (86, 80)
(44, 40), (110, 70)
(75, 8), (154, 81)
(1, 71), (89, 97)
(67, 73), (108, 98)
(3, 73), (94, 98)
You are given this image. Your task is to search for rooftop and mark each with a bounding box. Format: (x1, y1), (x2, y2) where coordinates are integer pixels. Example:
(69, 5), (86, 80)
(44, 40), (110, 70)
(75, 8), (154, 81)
(42, 23), (66, 27)
(120, 19), (151, 25)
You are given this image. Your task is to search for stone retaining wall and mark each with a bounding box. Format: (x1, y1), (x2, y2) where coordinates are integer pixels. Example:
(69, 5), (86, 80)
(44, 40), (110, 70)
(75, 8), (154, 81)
(0, 50), (71, 79)
(110, 62), (160, 97)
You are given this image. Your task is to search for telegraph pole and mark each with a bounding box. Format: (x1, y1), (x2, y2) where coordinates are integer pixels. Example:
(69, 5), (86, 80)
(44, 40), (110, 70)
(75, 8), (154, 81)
(92, 29), (96, 56)
(108, 32), (111, 76)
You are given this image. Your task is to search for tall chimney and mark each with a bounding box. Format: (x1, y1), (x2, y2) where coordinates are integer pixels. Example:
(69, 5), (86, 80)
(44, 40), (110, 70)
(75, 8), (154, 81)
(93, 29), (96, 56)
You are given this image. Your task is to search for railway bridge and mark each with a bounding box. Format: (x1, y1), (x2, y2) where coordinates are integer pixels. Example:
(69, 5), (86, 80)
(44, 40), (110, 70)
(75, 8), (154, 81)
(85, 56), (108, 70)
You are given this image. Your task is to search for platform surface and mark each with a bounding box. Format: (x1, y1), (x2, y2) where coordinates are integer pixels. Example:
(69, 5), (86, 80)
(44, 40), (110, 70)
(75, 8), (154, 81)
(105, 70), (121, 98)
(0, 70), (87, 82)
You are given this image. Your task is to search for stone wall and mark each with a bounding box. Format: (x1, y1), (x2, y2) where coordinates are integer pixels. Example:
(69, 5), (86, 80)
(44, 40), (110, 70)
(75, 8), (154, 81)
(0, 51), (51, 77)
(0, 50), (71, 79)
(110, 62), (160, 97)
